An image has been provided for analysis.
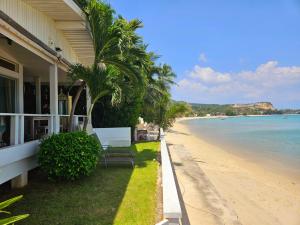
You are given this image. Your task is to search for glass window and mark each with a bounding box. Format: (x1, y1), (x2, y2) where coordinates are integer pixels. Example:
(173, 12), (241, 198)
(0, 75), (16, 113)
(0, 57), (18, 72)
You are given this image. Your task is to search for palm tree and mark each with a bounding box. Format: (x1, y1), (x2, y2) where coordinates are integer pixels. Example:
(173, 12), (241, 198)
(142, 63), (177, 130)
(69, 64), (123, 131)
(68, 0), (148, 131)
(157, 64), (177, 92)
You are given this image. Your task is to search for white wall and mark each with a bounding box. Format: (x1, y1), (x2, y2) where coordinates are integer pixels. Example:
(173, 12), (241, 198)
(0, 140), (39, 185)
(160, 129), (182, 224)
(93, 127), (131, 147)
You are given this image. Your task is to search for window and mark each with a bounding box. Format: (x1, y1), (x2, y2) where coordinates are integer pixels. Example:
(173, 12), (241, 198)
(0, 57), (19, 72)
(0, 75), (16, 113)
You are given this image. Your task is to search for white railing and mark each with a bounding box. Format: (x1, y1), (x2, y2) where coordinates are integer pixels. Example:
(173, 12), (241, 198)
(0, 113), (52, 146)
(0, 113), (87, 146)
(158, 128), (182, 225)
(0, 113), (87, 186)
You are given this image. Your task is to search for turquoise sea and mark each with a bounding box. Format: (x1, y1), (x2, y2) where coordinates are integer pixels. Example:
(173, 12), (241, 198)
(181, 115), (300, 175)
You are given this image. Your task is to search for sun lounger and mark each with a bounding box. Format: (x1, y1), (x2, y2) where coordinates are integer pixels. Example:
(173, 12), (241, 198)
(102, 157), (134, 168)
(92, 133), (135, 168)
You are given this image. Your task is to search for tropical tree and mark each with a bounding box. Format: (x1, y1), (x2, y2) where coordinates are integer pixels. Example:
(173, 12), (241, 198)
(69, 0), (181, 132)
(163, 101), (192, 128)
(142, 63), (177, 128)
(68, 0), (148, 131)
(91, 50), (155, 130)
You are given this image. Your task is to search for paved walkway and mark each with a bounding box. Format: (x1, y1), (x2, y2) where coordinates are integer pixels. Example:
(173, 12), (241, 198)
(168, 143), (241, 225)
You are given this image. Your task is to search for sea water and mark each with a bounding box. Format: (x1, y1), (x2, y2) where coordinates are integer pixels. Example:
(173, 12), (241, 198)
(181, 115), (300, 175)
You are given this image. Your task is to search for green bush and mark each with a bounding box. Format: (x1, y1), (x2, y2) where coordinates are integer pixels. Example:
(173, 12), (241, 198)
(38, 131), (100, 181)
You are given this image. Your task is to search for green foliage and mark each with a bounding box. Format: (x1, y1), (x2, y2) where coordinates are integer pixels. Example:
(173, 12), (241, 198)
(68, 0), (151, 131)
(92, 86), (144, 132)
(0, 195), (29, 225)
(191, 103), (278, 116)
(225, 110), (237, 116)
(141, 64), (185, 129)
(163, 102), (193, 128)
(191, 103), (233, 116)
(38, 132), (100, 181)
(69, 0), (179, 131)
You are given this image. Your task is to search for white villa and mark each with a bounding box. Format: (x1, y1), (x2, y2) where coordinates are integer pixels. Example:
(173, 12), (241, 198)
(0, 0), (94, 188)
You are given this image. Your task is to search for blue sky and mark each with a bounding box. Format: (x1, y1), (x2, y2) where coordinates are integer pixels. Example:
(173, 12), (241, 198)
(109, 0), (300, 109)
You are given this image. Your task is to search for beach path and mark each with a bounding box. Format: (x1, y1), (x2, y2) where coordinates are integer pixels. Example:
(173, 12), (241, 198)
(168, 142), (241, 225)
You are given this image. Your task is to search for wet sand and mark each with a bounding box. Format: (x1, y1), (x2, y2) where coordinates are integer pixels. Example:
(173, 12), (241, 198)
(166, 121), (300, 225)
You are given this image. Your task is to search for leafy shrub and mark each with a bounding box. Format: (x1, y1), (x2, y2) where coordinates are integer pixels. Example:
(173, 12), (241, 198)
(0, 195), (29, 225)
(38, 131), (100, 181)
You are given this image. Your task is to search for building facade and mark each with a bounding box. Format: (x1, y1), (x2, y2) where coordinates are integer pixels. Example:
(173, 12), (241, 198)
(0, 0), (94, 187)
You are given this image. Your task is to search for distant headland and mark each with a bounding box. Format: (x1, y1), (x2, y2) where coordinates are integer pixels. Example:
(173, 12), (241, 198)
(182, 101), (300, 116)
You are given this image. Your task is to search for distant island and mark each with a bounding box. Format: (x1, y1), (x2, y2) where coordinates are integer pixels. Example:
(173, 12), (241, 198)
(181, 101), (300, 116)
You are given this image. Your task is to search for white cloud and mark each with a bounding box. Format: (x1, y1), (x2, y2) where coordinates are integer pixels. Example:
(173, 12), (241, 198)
(175, 61), (300, 106)
(178, 79), (208, 91)
(199, 53), (207, 63)
(189, 65), (231, 83)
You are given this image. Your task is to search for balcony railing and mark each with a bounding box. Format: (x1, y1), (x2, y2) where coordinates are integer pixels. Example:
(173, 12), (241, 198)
(0, 113), (87, 148)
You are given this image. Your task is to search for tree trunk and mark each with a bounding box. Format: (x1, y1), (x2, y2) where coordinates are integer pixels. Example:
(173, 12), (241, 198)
(83, 116), (89, 132)
(82, 90), (110, 132)
(68, 81), (86, 131)
(83, 102), (94, 131)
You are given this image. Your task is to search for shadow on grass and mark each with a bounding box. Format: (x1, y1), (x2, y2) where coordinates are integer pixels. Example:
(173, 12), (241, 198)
(0, 142), (158, 225)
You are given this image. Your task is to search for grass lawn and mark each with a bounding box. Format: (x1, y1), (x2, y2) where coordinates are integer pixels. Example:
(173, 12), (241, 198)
(0, 141), (160, 225)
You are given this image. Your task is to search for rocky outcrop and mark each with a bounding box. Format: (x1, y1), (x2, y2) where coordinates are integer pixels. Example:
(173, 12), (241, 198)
(232, 102), (274, 111)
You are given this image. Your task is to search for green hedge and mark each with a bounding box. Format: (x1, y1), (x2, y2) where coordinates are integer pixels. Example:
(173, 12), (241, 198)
(38, 131), (100, 181)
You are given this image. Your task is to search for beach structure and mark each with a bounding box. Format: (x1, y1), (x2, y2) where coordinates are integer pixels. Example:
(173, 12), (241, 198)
(0, 0), (94, 188)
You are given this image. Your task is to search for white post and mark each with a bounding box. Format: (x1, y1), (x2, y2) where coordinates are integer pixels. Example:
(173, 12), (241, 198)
(35, 76), (41, 114)
(19, 115), (24, 144)
(11, 65), (28, 188)
(16, 65), (24, 142)
(48, 116), (54, 134)
(18, 65), (24, 113)
(86, 86), (93, 134)
(10, 115), (18, 145)
(11, 173), (28, 189)
(49, 64), (59, 133)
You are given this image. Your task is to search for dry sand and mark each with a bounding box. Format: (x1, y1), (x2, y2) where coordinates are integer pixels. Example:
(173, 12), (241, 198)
(166, 121), (300, 225)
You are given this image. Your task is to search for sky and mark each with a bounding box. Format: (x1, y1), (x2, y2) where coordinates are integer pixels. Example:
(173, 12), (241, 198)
(109, 0), (300, 109)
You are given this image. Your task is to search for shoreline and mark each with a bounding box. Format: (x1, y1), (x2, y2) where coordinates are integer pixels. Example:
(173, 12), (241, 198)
(176, 113), (299, 122)
(166, 121), (300, 225)
(180, 119), (300, 181)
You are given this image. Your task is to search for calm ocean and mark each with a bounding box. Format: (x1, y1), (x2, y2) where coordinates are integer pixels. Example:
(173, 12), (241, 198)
(181, 115), (300, 174)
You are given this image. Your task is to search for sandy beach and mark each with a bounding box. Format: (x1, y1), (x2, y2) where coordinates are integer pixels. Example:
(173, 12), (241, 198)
(166, 121), (300, 225)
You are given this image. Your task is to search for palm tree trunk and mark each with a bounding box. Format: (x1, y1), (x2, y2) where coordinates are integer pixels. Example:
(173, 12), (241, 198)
(83, 102), (95, 131)
(82, 90), (110, 132)
(68, 81), (86, 131)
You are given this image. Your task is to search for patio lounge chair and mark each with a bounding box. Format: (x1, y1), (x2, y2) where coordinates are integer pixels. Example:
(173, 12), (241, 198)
(91, 133), (135, 168)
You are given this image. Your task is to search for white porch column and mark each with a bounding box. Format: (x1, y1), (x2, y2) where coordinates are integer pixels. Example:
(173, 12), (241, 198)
(11, 65), (27, 189)
(18, 65), (24, 113)
(49, 64), (59, 133)
(11, 173), (28, 189)
(86, 86), (93, 134)
(10, 115), (18, 146)
(19, 115), (24, 144)
(35, 77), (41, 114)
